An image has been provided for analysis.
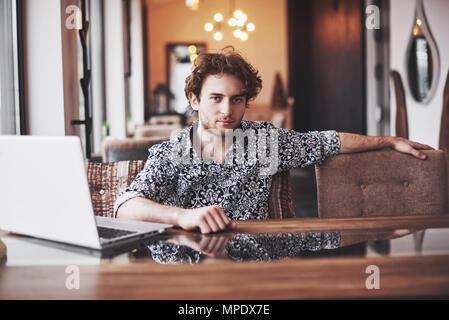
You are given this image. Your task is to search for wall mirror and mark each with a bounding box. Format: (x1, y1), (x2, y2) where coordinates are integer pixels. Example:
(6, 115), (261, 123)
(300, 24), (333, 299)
(166, 43), (206, 114)
(406, 0), (440, 104)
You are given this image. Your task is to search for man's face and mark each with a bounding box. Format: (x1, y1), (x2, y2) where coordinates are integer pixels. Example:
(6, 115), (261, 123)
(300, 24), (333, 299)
(189, 73), (247, 136)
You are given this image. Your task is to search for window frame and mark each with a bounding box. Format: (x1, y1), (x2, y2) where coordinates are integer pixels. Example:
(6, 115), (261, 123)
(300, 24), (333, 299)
(0, 0), (26, 135)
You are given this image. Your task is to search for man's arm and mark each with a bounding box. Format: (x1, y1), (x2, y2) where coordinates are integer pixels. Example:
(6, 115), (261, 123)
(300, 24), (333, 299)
(337, 132), (435, 159)
(117, 198), (237, 234)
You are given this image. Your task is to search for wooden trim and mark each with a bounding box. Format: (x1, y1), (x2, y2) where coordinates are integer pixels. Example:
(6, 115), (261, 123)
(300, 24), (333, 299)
(439, 70), (449, 152)
(60, 0), (81, 137)
(166, 215), (449, 235)
(391, 70), (408, 139)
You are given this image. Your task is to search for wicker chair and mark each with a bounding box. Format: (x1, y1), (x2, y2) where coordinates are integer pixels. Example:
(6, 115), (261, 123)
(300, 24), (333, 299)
(87, 160), (294, 219)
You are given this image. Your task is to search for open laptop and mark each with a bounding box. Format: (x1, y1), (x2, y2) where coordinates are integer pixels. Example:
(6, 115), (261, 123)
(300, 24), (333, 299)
(0, 135), (172, 257)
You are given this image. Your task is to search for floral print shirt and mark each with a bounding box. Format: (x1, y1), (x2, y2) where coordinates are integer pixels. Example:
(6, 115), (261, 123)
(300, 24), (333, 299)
(114, 120), (340, 220)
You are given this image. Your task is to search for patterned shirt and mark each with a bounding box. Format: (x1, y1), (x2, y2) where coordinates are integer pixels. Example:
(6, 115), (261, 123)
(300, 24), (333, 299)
(114, 120), (341, 220)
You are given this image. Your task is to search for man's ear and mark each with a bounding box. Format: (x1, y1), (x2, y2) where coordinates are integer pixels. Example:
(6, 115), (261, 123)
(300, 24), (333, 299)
(188, 92), (200, 111)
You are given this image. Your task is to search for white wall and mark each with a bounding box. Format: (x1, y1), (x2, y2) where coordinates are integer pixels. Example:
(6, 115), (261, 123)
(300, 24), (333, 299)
(90, 0), (106, 153)
(24, 0), (66, 135)
(104, 0), (127, 138)
(390, 0), (449, 148)
(129, 0), (145, 126)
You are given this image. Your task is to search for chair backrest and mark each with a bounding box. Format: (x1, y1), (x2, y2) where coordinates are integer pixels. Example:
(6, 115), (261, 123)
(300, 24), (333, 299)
(148, 114), (183, 126)
(268, 170), (295, 219)
(315, 149), (449, 218)
(87, 160), (145, 217)
(87, 160), (295, 219)
(102, 137), (166, 162)
(134, 124), (183, 139)
(270, 113), (286, 128)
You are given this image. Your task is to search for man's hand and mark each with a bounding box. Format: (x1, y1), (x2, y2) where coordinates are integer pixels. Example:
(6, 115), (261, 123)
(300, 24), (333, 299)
(389, 137), (434, 160)
(177, 205), (237, 234)
(338, 132), (435, 159)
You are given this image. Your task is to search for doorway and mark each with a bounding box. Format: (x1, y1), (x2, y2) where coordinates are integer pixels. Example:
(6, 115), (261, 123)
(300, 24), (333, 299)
(288, 0), (366, 134)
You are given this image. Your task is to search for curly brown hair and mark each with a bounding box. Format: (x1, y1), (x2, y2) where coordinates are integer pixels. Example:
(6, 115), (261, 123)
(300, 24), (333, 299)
(184, 46), (262, 112)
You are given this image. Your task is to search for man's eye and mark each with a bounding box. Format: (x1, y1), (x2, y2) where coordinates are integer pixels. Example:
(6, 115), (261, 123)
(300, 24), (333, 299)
(211, 96), (221, 102)
(233, 97), (243, 103)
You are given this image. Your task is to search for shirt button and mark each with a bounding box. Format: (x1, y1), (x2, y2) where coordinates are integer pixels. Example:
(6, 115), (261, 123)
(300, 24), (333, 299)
(99, 189), (105, 195)
(403, 181), (409, 187)
(360, 184), (366, 190)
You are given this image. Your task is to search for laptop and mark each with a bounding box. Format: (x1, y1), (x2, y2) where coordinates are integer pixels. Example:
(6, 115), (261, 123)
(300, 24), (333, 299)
(0, 135), (172, 257)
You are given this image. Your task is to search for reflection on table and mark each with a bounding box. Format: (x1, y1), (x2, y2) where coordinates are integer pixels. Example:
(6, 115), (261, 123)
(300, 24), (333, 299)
(146, 232), (340, 264)
(134, 228), (449, 265)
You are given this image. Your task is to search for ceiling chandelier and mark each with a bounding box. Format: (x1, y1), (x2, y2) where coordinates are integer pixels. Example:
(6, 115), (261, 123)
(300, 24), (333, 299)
(185, 0), (199, 11)
(204, 4), (255, 41)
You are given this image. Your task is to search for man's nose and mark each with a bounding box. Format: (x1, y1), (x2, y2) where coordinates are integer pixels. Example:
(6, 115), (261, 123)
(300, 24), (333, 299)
(219, 100), (232, 116)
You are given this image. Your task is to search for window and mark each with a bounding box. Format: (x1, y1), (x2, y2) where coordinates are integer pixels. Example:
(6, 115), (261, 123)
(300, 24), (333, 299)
(0, 0), (23, 135)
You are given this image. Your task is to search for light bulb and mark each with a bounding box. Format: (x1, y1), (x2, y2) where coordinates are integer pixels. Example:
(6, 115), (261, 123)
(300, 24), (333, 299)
(186, 0), (199, 11)
(240, 32), (248, 41)
(233, 29), (242, 38)
(246, 23), (255, 32)
(190, 53), (198, 63)
(188, 45), (197, 54)
(213, 32), (223, 41)
(234, 10), (243, 19)
(214, 13), (223, 22)
(204, 22), (213, 32)
(192, 0), (199, 11)
(228, 18), (237, 27)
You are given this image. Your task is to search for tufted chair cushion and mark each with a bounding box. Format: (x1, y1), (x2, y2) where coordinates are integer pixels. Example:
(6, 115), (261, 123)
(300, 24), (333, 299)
(87, 160), (294, 219)
(315, 149), (448, 217)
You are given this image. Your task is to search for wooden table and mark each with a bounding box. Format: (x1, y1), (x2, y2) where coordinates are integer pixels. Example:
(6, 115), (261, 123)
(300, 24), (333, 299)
(1, 215), (449, 299)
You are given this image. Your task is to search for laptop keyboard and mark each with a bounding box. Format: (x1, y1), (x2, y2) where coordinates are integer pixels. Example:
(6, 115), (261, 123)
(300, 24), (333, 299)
(97, 226), (137, 240)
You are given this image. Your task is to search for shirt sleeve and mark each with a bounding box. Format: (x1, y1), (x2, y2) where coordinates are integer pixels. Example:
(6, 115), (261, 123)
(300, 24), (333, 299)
(113, 143), (178, 217)
(275, 124), (341, 172)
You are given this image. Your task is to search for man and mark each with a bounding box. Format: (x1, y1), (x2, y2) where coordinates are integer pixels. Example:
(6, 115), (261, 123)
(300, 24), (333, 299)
(115, 47), (433, 234)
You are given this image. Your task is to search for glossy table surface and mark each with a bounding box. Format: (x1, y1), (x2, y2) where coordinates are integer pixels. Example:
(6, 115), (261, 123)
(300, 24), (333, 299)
(1, 215), (449, 299)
